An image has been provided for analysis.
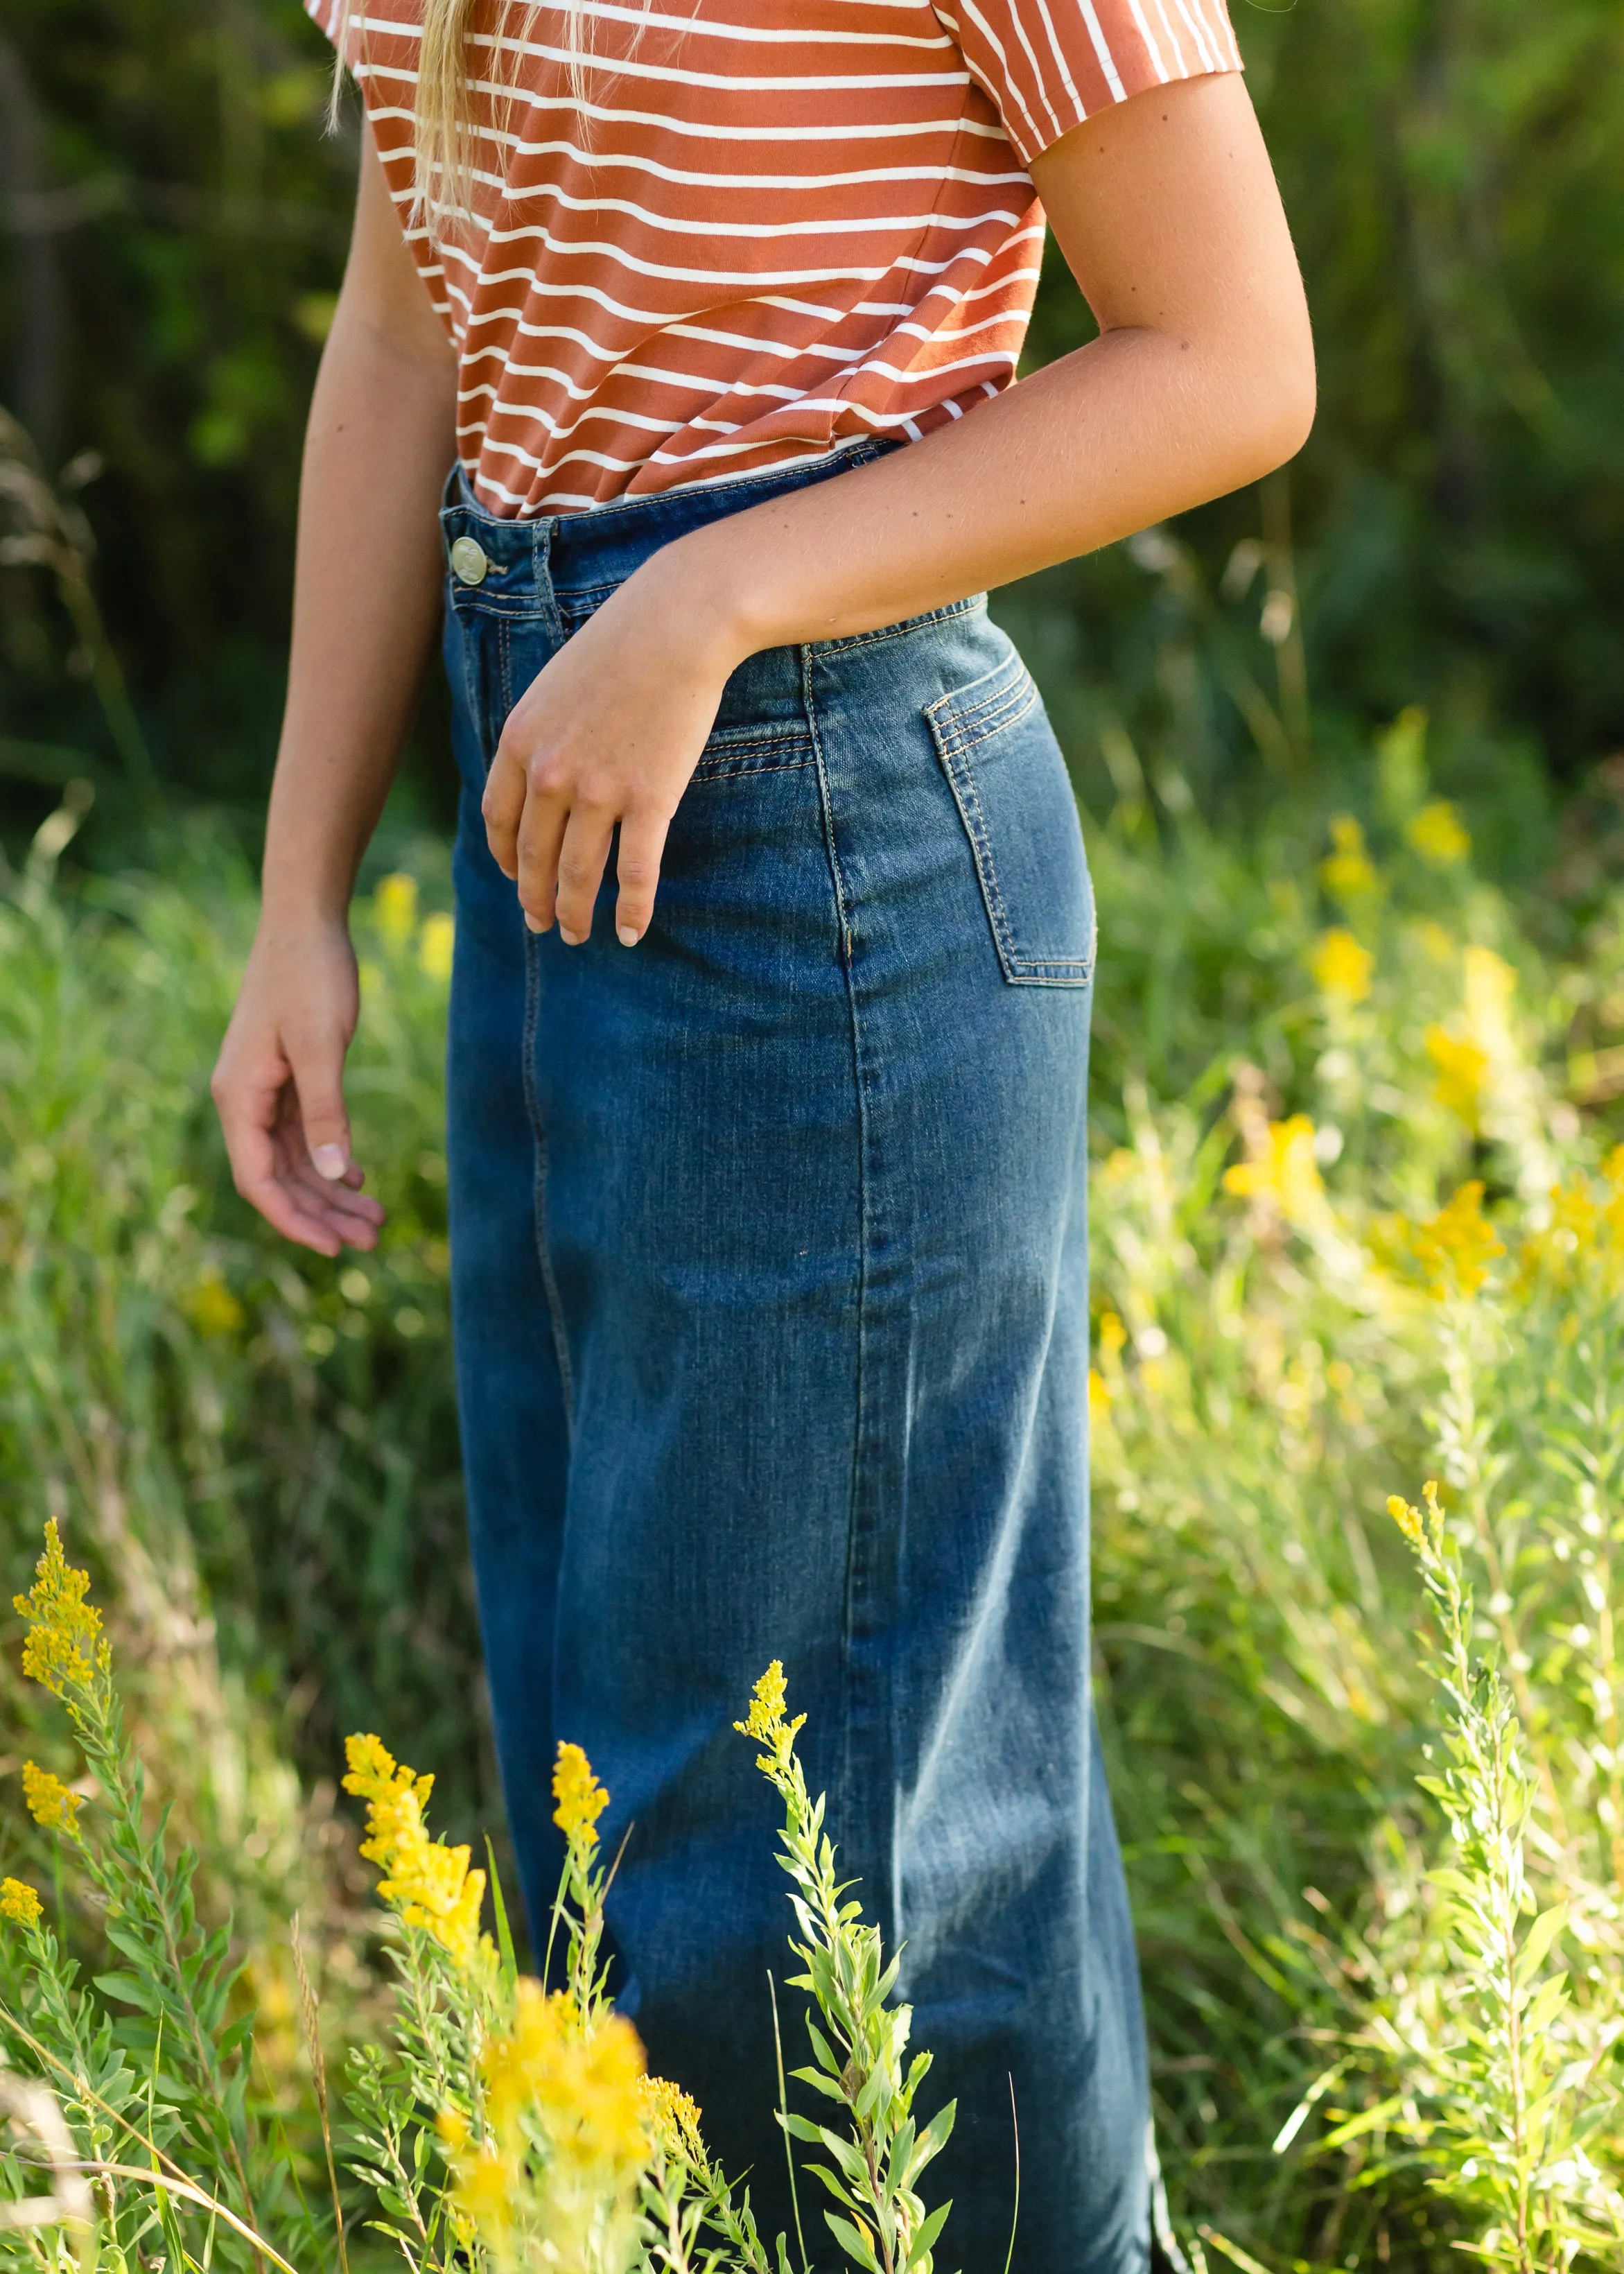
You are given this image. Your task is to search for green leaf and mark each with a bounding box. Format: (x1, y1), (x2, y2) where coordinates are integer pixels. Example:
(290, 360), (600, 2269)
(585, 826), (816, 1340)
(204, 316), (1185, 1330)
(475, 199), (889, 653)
(908, 2100), (957, 2178)
(94, 1971), (162, 2015)
(486, 1835), (519, 1990)
(805, 2019), (843, 2076)
(1513, 1903), (1569, 1986)
(904, 2197), (953, 2271)
(825, 2213), (882, 2273)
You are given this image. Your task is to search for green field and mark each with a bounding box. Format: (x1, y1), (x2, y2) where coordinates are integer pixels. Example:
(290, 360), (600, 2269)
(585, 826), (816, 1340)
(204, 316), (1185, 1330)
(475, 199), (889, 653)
(4, 695), (1624, 2267)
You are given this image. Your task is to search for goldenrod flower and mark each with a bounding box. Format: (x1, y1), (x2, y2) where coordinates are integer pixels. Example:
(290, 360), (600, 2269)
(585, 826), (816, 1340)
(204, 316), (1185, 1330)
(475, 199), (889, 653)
(1309, 928), (1374, 1005)
(419, 912), (455, 983)
(0, 1879), (42, 1929)
(1411, 1183), (1503, 1300)
(187, 1271), (245, 1337)
(734, 1661), (806, 1772)
(475, 1978), (649, 2181)
(552, 1744), (609, 1850)
(1406, 799), (1470, 868)
(21, 1762), (83, 1839)
(343, 1732), (487, 1974)
(14, 1521), (107, 1699)
(1388, 1480), (1443, 1552)
(642, 2076), (705, 2164)
(1320, 815), (1377, 904)
(375, 872), (419, 948)
(1223, 1115), (1325, 1226)
(1425, 1026), (1489, 1129)
(1386, 1493), (1425, 1548)
(453, 2144), (514, 2239)
(1517, 1174), (1604, 1292)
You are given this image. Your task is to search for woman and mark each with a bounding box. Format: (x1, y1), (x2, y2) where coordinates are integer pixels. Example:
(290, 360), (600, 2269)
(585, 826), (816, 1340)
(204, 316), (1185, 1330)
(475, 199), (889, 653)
(211, 0), (1312, 2253)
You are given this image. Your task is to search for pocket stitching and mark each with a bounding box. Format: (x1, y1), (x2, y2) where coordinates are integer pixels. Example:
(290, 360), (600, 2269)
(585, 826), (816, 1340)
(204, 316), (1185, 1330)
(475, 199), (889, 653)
(692, 724), (816, 781)
(692, 746), (816, 782)
(926, 665), (1094, 988)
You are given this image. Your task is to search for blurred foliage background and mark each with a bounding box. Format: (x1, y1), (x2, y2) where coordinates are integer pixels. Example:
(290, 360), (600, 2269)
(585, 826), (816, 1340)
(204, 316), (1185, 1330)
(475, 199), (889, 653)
(6, 1), (1624, 2263)
(3, 0), (1624, 856)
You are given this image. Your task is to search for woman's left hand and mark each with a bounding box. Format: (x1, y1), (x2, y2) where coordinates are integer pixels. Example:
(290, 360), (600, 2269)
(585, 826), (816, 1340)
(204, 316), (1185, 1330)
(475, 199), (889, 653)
(481, 549), (741, 946)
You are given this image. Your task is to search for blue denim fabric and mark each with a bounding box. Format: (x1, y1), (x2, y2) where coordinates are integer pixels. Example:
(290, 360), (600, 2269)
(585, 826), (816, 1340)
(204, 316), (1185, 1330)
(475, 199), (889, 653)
(440, 443), (1152, 2274)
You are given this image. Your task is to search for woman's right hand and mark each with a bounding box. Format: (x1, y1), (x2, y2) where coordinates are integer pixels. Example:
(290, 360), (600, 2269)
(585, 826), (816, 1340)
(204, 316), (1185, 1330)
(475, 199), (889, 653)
(211, 920), (386, 1257)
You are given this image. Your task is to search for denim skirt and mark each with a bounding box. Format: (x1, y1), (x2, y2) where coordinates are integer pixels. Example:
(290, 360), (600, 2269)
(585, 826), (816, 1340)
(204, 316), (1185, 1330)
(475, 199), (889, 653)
(440, 442), (1152, 2273)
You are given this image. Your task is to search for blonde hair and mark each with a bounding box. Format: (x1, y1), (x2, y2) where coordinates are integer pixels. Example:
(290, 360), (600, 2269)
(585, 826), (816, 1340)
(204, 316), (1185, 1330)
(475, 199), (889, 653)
(329, 0), (592, 229)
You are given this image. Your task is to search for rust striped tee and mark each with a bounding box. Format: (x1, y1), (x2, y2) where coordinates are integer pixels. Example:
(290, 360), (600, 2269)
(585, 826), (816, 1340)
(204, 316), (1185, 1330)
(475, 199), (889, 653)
(308, 0), (1241, 517)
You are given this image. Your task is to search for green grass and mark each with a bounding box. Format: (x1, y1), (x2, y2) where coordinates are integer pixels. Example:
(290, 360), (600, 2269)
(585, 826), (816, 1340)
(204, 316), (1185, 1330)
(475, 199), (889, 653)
(3, 714), (1624, 2270)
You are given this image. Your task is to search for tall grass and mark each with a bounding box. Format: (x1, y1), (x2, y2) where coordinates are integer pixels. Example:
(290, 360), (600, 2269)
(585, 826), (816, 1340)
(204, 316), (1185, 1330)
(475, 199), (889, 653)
(2, 701), (1623, 2266)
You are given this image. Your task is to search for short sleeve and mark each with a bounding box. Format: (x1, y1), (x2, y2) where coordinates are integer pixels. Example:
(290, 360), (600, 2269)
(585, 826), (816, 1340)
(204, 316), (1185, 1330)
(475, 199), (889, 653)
(938, 0), (1244, 167)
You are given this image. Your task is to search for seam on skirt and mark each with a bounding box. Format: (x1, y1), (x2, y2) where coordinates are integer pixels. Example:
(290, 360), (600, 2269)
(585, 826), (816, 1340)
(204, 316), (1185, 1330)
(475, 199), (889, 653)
(802, 642), (869, 1847)
(521, 930), (576, 1434)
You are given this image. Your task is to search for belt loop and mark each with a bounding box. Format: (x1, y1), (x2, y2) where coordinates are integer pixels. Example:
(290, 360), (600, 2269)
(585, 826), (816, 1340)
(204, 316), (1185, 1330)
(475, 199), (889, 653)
(532, 514), (566, 646)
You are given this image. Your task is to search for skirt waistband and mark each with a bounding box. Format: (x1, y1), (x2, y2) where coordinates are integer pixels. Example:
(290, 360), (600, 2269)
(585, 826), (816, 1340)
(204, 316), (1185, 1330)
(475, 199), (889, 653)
(438, 438), (895, 607)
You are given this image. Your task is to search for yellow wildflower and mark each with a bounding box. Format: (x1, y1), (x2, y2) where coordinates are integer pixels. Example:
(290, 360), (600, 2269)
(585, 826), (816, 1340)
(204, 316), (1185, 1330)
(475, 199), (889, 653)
(552, 1743), (610, 1850)
(186, 1270), (245, 1337)
(1309, 928), (1374, 1005)
(1406, 799), (1470, 868)
(1388, 1479), (1443, 1553)
(1411, 1182), (1503, 1300)
(1464, 946), (1516, 1034)
(343, 1733), (487, 1974)
(734, 1661), (807, 1774)
(0, 1879), (42, 1929)
(443, 1984), (649, 2257)
(21, 1762), (83, 1839)
(1415, 920), (1456, 966)
(642, 2076), (706, 2165)
(1426, 1025), (1489, 1129)
(14, 1521), (106, 1699)
(1088, 1369), (1111, 1430)
(453, 2144), (514, 2240)
(419, 912), (455, 983)
(483, 1979), (649, 2176)
(1098, 1310), (1126, 1361)
(1223, 1115), (1325, 1226)
(375, 872), (419, 948)
(1386, 1493), (1424, 1547)
(1320, 815), (1377, 904)
(1517, 1174), (1603, 1292)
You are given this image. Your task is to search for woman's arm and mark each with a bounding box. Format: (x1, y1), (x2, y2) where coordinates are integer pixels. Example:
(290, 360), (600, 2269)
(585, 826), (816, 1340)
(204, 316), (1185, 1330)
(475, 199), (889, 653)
(211, 128), (456, 1254)
(482, 70), (1313, 950)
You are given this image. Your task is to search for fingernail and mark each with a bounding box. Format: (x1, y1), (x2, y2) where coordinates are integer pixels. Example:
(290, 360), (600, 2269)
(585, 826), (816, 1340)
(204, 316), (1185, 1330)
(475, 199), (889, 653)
(313, 1144), (348, 1181)
(618, 925), (640, 947)
(524, 913), (545, 934)
(558, 924), (585, 946)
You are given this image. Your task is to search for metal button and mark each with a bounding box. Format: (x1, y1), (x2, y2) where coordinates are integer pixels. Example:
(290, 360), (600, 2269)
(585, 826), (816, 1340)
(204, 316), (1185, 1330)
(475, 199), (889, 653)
(449, 535), (490, 586)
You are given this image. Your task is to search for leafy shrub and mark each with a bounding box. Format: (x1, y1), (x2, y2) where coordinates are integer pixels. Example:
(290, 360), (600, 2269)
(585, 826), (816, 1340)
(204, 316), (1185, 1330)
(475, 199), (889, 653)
(0, 1522), (954, 2274)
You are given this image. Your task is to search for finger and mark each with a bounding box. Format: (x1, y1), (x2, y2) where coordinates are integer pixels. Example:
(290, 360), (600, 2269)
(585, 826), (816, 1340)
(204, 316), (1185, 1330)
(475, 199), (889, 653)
(551, 804), (617, 945)
(613, 805), (672, 946)
(279, 1158), (387, 1232)
(231, 1143), (347, 1256)
(482, 740), (530, 878)
(213, 1061), (296, 1215)
(514, 775), (570, 933)
(283, 1029), (356, 1183)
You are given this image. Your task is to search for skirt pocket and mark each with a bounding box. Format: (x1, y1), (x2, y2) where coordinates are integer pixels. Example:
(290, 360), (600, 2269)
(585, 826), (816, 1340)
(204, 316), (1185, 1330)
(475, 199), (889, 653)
(924, 647), (1096, 987)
